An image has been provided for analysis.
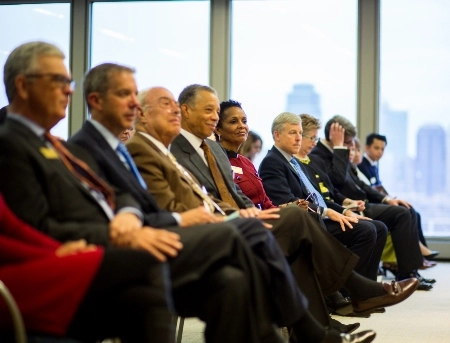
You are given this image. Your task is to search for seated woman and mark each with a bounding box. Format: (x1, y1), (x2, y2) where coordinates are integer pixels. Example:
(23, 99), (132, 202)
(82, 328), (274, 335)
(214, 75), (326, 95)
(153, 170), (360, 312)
(238, 131), (263, 162)
(0, 194), (173, 342)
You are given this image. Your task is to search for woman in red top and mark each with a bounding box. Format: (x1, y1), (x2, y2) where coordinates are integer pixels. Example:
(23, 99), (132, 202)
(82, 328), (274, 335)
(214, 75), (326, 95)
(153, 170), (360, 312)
(0, 194), (173, 342)
(215, 100), (306, 211)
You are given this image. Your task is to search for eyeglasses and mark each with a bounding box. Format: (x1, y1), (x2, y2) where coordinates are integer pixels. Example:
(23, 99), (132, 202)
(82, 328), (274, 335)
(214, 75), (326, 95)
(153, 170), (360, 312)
(305, 192), (320, 213)
(25, 73), (76, 91)
(302, 134), (319, 143)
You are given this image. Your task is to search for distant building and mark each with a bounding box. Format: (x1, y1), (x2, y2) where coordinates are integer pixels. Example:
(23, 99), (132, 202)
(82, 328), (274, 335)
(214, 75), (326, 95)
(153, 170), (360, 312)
(286, 84), (321, 121)
(378, 103), (408, 192)
(415, 125), (446, 195)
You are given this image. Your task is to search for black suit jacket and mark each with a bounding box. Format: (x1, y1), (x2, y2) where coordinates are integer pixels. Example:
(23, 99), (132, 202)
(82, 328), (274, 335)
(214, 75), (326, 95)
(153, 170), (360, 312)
(258, 146), (344, 213)
(68, 121), (177, 228)
(310, 140), (350, 188)
(338, 167), (386, 204)
(0, 118), (140, 245)
(170, 134), (254, 209)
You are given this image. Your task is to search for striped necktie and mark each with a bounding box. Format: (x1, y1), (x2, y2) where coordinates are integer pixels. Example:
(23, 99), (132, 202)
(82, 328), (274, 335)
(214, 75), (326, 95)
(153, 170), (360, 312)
(290, 157), (327, 209)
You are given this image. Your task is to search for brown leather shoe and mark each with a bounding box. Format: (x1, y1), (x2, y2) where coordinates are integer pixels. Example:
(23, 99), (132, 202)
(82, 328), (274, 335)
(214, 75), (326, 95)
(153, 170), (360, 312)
(352, 278), (419, 313)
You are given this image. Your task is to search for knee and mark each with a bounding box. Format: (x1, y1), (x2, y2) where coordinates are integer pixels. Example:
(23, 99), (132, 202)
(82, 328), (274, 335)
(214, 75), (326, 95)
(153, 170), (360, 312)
(357, 222), (378, 242)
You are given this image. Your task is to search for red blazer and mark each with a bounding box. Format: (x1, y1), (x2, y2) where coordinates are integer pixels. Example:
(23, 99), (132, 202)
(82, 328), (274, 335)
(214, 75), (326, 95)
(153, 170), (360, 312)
(0, 195), (103, 336)
(226, 150), (276, 210)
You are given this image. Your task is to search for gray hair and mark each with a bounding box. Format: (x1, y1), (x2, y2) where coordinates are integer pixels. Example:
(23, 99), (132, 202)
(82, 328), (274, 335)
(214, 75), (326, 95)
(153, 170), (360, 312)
(137, 88), (151, 108)
(271, 112), (301, 138)
(84, 63), (135, 111)
(3, 41), (65, 102)
(178, 84), (217, 108)
(300, 113), (321, 133)
(324, 114), (357, 140)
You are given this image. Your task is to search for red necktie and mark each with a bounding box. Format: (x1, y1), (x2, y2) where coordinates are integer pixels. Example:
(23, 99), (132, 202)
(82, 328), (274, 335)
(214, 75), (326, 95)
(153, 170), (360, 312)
(44, 132), (116, 210)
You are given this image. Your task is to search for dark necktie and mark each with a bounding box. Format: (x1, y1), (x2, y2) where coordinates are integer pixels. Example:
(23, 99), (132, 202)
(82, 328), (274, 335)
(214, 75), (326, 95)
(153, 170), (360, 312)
(44, 132), (116, 210)
(200, 141), (240, 209)
(116, 143), (147, 190)
(168, 152), (226, 215)
(290, 157), (327, 209)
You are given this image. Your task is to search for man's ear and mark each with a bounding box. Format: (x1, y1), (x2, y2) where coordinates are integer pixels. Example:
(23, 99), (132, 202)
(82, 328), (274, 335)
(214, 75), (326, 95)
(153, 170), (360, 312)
(14, 75), (30, 100)
(273, 130), (280, 143)
(181, 104), (189, 119)
(86, 92), (102, 111)
(137, 107), (147, 123)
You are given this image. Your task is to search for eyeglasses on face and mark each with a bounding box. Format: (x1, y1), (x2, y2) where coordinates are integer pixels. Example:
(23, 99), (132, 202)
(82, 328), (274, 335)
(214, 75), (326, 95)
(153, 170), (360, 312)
(302, 134), (319, 143)
(25, 73), (76, 91)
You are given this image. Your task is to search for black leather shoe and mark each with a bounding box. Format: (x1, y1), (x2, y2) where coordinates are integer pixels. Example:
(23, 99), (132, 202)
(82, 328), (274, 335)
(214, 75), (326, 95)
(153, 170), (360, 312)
(417, 280), (433, 291)
(352, 278), (419, 313)
(416, 272), (436, 284)
(321, 329), (376, 343)
(397, 271), (434, 290)
(330, 318), (360, 334)
(423, 250), (439, 260)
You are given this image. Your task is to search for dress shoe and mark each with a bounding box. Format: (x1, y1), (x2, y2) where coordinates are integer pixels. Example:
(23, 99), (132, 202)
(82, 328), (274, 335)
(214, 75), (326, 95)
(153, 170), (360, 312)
(423, 250), (439, 260)
(321, 329), (376, 343)
(330, 318), (360, 334)
(416, 272), (436, 284)
(419, 259), (437, 269)
(352, 278), (419, 313)
(417, 281), (433, 291)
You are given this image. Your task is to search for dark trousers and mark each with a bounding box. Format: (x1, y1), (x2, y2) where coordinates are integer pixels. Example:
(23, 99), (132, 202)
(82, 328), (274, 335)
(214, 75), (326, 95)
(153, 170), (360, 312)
(365, 203), (423, 274)
(67, 249), (174, 343)
(324, 217), (387, 281)
(166, 221), (280, 343)
(266, 207), (359, 325)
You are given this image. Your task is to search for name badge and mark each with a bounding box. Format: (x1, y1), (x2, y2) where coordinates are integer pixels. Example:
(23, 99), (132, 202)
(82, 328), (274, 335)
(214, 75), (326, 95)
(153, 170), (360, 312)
(370, 177), (377, 185)
(231, 166), (243, 174)
(39, 147), (59, 159)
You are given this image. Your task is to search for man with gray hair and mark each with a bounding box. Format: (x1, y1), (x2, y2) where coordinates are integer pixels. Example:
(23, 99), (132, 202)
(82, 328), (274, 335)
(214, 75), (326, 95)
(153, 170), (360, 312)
(259, 112), (388, 282)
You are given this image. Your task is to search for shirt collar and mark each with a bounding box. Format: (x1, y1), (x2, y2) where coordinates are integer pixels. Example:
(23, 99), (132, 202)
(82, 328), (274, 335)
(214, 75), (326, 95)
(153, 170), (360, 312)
(363, 153), (377, 166)
(89, 119), (121, 150)
(138, 131), (170, 155)
(8, 113), (46, 137)
(180, 128), (204, 148)
(320, 139), (335, 153)
(274, 144), (294, 162)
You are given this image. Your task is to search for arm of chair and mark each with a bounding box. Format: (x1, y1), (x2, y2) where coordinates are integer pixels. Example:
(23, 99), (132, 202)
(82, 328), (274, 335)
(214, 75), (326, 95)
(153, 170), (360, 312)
(0, 280), (27, 343)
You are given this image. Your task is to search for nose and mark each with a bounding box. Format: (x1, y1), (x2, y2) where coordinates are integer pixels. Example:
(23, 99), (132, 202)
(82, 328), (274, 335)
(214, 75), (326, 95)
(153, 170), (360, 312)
(172, 102), (181, 116)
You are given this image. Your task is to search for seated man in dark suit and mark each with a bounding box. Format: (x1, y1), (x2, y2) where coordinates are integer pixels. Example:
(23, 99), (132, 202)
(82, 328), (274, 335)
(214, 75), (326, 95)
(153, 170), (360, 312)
(68, 67), (382, 343)
(258, 112), (388, 283)
(0, 42), (298, 343)
(358, 133), (437, 262)
(310, 116), (434, 290)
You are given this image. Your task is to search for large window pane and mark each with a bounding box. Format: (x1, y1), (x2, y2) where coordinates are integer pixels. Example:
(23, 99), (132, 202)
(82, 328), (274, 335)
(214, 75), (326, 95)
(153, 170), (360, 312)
(0, 3), (71, 138)
(231, 0), (357, 167)
(379, 0), (450, 236)
(91, 1), (209, 99)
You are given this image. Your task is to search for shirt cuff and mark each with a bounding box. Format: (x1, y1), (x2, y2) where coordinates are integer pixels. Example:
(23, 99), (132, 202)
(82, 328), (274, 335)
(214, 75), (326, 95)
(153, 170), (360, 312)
(117, 207), (144, 223)
(333, 146), (347, 149)
(382, 196), (392, 204)
(172, 212), (182, 225)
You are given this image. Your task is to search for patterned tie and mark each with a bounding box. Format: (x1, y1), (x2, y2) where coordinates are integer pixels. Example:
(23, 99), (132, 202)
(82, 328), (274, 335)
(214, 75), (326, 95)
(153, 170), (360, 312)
(290, 157), (327, 209)
(168, 153), (226, 215)
(116, 143), (147, 190)
(200, 141), (240, 209)
(44, 132), (116, 210)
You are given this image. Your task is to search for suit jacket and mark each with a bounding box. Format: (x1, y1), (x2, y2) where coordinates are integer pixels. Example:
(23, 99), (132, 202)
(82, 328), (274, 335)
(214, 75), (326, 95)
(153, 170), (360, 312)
(0, 118), (139, 245)
(258, 146), (344, 213)
(301, 154), (347, 205)
(68, 121), (177, 228)
(125, 131), (235, 213)
(310, 140), (350, 188)
(171, 134), (254, 209)
(337, 167), (386, 204)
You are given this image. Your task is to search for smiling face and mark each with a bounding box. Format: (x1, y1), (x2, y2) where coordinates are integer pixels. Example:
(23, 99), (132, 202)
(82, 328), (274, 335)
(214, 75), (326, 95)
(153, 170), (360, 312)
(181, 90), (220, 139)
(274, 122), (303, 155)
(88, 70), (139, 137)
(215, 106), (249, 151)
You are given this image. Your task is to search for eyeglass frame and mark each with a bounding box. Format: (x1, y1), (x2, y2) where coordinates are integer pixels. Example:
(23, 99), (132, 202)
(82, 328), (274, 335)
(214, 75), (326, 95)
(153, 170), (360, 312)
(25, 73), (76, 91)
(302, 134), (319, 143)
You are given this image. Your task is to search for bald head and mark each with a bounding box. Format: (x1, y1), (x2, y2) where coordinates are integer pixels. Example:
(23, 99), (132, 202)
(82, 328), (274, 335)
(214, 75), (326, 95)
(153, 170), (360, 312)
(136, 87), (181, 147)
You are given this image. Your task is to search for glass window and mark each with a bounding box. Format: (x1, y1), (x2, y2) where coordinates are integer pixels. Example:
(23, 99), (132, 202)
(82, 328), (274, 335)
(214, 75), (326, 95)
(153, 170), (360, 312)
(0, 3), (71, 138)
(90, 1), (210, 100)
(231, 0), (357, 167)
(379, 0), (450, 236)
